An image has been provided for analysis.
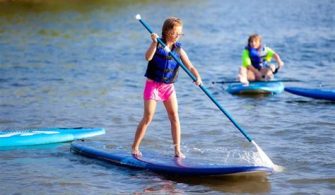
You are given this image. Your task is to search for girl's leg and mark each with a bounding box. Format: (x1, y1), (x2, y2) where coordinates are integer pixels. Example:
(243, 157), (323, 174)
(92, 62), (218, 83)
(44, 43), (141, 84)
(132, 99), (157, 156)
(246, 69), (257, 81)
(238, 67), (249, 84)
(163, 93), (185, 158)
(261, 64), (275, 80)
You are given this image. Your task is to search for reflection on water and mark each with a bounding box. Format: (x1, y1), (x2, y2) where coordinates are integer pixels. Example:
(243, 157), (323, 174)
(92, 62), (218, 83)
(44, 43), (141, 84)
(162, 174), (271, 194)
(285, 99), (335, 105)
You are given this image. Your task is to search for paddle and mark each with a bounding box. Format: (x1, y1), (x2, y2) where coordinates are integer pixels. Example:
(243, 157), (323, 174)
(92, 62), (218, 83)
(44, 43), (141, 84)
(212, 79), (301, 84)
(273, 67), (280, 74)
(135, 14), (275, 168)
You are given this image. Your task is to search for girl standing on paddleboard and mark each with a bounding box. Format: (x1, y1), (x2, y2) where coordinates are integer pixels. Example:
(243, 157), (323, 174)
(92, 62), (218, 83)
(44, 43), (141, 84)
(132, 17), (202, 158)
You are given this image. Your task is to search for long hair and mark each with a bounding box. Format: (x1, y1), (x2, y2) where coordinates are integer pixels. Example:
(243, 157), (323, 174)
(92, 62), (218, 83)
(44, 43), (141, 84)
(161, 17), (183, 41)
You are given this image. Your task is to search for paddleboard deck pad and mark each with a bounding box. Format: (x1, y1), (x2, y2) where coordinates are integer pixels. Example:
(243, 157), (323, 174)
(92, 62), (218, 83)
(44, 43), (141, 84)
(285, 87), (335, 101)
(227, 81), (284, 95)
(71, 140), (273, 176)
(0, 127), (105, 147)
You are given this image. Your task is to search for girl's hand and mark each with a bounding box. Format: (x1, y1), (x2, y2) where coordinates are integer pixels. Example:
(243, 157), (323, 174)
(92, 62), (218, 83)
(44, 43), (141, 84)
(274, 61), (284, 74)
(194, 77), (202, 86)
(151, 33), (158, 43)
(278, 61), (284, 70)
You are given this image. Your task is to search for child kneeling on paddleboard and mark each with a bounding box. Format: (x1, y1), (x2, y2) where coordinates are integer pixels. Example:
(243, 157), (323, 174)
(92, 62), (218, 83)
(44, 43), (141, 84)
(132, 17), (202, 158)
(237, 34), (284, 85)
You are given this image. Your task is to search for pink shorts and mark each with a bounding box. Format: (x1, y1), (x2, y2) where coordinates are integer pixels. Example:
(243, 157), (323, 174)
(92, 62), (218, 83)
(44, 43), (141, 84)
(143, 79), (175, 101)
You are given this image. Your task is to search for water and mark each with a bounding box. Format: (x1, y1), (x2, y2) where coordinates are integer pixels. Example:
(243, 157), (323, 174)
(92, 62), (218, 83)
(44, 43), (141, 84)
(0, 0), (334, 194)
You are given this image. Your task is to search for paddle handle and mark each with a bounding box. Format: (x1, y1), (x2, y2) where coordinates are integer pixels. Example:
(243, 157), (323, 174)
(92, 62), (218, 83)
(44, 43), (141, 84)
(135, 14), (253, 142)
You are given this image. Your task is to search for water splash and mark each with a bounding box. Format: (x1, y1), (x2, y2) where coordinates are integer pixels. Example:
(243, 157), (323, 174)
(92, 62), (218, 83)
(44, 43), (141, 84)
(189, 144), (285, 173)
(252, 141), (285, 172)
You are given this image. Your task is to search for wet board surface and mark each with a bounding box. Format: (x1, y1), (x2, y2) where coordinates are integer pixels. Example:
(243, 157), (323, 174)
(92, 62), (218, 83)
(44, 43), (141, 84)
(71, 140), (273, 176)
(227, 81), (284, 95)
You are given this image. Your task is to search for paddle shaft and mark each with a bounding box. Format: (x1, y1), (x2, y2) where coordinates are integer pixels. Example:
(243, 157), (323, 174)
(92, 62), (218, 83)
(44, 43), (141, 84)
(137, 16), (253, 142)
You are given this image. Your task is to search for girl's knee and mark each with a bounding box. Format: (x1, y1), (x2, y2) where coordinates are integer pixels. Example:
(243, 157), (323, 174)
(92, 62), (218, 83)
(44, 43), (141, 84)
(239, 67), (247, 74)
(269, 64), (275, 71)
(167, 112), (179, 123)
(141, 115), (153, 125)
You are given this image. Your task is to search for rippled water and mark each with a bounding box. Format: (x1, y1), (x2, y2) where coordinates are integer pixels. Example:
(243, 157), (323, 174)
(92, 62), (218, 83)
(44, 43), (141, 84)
(0, 0), (334, 194)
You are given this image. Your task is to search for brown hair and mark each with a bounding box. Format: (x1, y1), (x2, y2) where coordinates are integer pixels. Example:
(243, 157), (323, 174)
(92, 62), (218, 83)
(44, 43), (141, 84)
(161, 17), (183, 40)
(248, 34), (262, 47)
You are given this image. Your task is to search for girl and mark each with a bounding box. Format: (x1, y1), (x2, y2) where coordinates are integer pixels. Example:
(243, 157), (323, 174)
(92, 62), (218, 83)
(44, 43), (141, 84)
(132, 17), (202, 158)
(238, 34), (284, 85)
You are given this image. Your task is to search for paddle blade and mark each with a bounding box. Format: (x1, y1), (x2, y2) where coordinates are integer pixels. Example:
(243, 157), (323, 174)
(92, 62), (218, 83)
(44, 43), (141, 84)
(252, 141), (285, 172)
(252, 141), (274, 168)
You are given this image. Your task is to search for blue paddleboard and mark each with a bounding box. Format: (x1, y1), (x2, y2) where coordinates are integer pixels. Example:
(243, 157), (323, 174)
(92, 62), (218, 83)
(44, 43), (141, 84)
(71, 141), (273, 176)
(285, 87), (335, 101)
(0, 127), (105, 147)
(227, 81), (284, 95)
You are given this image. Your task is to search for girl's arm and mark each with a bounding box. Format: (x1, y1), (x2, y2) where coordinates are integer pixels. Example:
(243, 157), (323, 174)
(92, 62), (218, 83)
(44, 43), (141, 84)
(179, 48), (202, 86)
(273, 53), (284, 70)
(145, 33), (158, 61)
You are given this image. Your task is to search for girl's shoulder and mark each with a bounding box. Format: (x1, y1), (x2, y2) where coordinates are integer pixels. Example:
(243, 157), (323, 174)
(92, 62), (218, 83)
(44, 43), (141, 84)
(173, 42), (182, 55)
(264, 45), (275, 54)
(175, 42), (182, 48)
(242, 47), (250, 55)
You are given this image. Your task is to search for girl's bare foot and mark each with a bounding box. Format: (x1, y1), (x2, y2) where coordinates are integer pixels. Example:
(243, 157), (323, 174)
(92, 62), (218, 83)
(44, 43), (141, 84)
(238, 74), (249, 85)
(131, 148), (142, 158)
(175, 151), (185, 159)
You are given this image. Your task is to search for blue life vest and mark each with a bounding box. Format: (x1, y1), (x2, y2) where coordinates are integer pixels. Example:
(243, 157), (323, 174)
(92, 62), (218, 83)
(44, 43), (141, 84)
(246, 45), (268, 70)
(145, 42), (181, 84)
